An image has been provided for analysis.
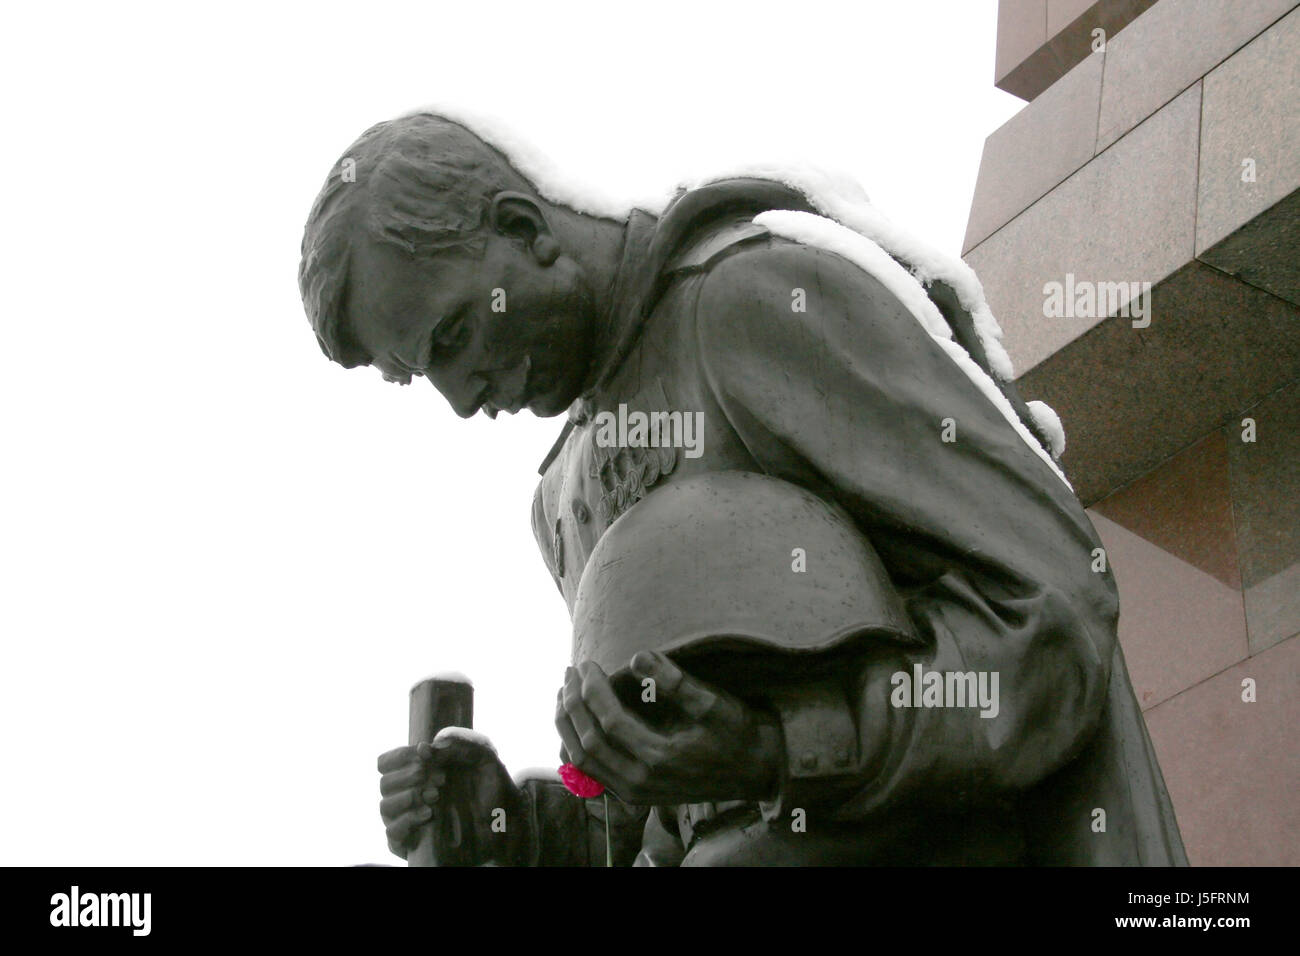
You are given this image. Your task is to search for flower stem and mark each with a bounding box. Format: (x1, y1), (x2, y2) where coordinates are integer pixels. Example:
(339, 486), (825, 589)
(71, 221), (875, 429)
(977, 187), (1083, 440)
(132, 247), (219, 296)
(603, 792), (612, 867)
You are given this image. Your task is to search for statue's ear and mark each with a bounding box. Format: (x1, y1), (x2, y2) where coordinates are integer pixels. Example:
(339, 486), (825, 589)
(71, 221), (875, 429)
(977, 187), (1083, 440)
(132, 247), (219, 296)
(489, 191), (560, 265)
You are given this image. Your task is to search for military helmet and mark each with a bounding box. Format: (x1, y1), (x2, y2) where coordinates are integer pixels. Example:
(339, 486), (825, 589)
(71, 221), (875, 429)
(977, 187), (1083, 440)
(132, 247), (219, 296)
(572, 470), (917, 706)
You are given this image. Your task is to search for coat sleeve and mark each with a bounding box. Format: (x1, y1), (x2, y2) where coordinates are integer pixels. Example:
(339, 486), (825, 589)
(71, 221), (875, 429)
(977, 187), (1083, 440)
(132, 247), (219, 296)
(691, 238), (1120, 821)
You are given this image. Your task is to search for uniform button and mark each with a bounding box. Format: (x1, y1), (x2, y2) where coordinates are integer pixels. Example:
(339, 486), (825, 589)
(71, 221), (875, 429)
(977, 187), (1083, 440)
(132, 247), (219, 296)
(571, 499), (590, 524)
(800, 751), (819, 771)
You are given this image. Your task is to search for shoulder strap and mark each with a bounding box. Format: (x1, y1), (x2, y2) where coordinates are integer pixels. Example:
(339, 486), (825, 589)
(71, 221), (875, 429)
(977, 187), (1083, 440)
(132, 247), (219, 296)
(662, 218), (771, 275)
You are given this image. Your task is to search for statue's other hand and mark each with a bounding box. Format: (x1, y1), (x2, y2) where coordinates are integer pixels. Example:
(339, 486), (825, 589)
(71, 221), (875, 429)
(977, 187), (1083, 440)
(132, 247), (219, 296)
(378, 745), (441, 859)
(377, 737), (524, 864)
(555, 654), (783, 806)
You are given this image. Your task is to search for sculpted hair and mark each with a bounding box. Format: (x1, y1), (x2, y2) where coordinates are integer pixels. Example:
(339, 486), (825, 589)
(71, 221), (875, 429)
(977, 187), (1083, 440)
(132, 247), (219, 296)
(298, 113), (536, 367)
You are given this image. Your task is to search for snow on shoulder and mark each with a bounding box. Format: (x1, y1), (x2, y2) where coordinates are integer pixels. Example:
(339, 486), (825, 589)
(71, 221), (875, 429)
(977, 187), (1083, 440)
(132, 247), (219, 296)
(755, 210), (1070, 489)
(688, 164), (1016, 383)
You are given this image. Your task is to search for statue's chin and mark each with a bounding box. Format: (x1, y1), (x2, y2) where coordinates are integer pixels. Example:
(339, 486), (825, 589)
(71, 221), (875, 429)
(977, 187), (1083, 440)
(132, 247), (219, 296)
(526, 392), (571, 418)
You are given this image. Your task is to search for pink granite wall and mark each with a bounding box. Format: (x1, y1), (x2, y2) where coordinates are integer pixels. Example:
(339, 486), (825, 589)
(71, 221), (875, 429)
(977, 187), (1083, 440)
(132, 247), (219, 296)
(1087, 378), (1299, 865)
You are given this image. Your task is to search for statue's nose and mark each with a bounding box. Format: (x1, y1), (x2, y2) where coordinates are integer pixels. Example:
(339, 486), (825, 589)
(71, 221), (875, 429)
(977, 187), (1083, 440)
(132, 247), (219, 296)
(430, 372), (487, 418)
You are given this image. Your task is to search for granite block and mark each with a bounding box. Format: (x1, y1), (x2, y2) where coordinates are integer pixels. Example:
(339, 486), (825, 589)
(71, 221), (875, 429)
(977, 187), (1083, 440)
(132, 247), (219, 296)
(1015, 260), (1300, 504)
(964, 52), (1104, 252)
(965, 83), (1201, 375)
(1091, 509), (1248, 708)
(1092, 429), (1240, 588)
(1227, 378), (1300, 652)
(1048, 0), (1101, 33)
(1196, 7), (1300, 255)
(1097, 0), (1298, 151)
(1199, 188), (1300, 308)
(997, 0), (1156, 100)
(996, 0), (1050, 88)
(1143, 634), (1300, 865)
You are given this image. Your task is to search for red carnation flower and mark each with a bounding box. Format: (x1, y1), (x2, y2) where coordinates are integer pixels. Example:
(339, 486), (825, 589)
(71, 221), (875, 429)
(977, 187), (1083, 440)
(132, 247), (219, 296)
(558, 764), (613, 865)
(558, 763), (605, 798)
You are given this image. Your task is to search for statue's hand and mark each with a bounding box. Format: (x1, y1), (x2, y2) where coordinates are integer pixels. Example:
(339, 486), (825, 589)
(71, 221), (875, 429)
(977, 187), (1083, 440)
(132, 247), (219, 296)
(555, 653), (782, 805)
(377, 735), (525, 865)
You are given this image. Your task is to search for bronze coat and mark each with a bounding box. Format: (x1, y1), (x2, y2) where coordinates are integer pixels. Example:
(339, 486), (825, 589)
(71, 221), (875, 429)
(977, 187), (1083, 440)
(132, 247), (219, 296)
(525, 180), (1187, 866)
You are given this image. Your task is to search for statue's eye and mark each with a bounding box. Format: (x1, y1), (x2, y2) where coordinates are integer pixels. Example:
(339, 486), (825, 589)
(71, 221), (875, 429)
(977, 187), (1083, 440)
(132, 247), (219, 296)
(430, 305), (472, 360)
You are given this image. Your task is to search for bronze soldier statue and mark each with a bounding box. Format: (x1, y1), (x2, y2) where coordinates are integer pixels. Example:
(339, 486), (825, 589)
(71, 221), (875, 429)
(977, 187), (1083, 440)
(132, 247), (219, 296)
(298, 112), (1186, 865)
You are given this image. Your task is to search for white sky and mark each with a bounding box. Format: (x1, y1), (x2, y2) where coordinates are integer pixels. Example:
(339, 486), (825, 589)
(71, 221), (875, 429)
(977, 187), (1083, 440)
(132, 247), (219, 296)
(0, 0), (1023, 865)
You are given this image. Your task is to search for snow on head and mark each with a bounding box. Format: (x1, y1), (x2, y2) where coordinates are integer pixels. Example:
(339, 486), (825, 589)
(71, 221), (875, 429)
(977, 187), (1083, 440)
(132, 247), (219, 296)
(402, 102), (664, 220)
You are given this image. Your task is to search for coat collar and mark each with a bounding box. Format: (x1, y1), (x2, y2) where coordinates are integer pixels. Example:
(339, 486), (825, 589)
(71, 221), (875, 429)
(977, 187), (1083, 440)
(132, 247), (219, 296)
(590, 179), (816, 398)
(538, 178), (817, 475)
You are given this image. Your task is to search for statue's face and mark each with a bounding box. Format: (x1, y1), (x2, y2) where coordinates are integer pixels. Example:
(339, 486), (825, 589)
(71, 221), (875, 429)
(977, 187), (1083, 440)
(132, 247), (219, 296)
(344, 231), (595, 418)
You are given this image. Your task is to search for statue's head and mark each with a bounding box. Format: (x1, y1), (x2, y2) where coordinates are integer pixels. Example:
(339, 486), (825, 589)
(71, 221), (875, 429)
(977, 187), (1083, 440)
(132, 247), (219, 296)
(299, 113), (608, 418)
